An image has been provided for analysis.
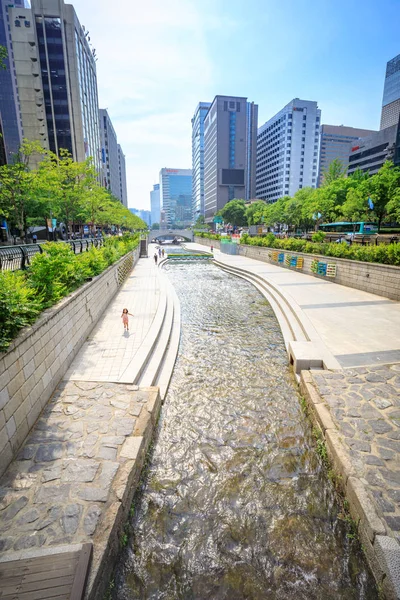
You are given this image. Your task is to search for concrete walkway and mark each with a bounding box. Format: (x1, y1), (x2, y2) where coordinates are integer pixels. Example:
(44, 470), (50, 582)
(188, 243), (400, 369)
(65, 252), (161, 383)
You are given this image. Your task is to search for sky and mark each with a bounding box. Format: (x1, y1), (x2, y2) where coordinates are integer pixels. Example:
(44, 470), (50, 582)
(71, 0), (400, 210)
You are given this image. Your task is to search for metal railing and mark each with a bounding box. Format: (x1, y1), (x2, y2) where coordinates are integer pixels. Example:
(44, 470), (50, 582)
(0, 238), (104, 272)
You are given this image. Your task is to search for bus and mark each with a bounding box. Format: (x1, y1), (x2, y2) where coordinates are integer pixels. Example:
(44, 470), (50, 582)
(319, 222), (378, 235)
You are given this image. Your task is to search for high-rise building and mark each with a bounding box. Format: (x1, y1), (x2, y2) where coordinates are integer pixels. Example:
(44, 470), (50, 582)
(347, 125), (397, 176)
(318, 124), (376, 185)
(150, 183), (160, 225)
(99, 109), (121, 200)
(7, 0), (101, 173)
(256, 98), (321, 203)
(380, 53), (400, 130)
(0, 0), (26, 164)
(191, 101), (211, 221)
(159, 168), (192, 228)
(203, 95), (258, 221)
(117, 144), (127, 207)
(246, 101), (258, 200)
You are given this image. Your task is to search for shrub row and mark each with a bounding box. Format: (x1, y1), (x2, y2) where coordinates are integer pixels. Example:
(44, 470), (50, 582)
(0, 234), (139, 352)
(194, 232), (221, 240)
(240, 233), (400, 266)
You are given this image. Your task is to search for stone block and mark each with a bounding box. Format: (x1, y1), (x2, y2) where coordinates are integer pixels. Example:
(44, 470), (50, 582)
(325, 429), (355, 485)
(0, 387), (10, 411)
(313, 402), (337, 433)
(7, 371), (24, 398)
(5, 416), (16, 440)
(289, 341), (324, 374)
(120, 436), (143, 460)
(26, 400), (42, 429)
(14, 397), (31, 428)
(346, 476), (386, 543)
(374, 535), (400, 600)
(21, 346), (35, 368)
(0, 425), (8, 453)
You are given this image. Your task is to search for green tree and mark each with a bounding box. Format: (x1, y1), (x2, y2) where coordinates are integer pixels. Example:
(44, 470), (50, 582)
(194, 215), (208, 228)
(0, 140), (46, 241)
(361, 161), (400, 230)
(0, 45), (7, 70)
(151, 222), (160, 230)
(218, 199), (247, 226)
(321, 158), (345, 186)
(245, 201), (267, 226)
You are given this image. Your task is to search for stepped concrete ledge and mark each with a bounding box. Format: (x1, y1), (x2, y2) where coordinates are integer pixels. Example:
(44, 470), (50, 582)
(0, 246), (180, 599)
(190, 242), (400, 370)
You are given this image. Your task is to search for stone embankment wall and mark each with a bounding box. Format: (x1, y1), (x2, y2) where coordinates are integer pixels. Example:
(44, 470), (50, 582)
(0, 247), (140, 477)
(194, 237), (400, 301)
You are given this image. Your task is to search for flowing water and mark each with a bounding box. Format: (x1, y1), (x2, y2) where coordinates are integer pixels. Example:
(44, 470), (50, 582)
(113, 260), (377, 600)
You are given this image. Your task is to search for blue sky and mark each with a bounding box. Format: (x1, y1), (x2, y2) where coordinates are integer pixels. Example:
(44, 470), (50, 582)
(73, 0), (400, 210)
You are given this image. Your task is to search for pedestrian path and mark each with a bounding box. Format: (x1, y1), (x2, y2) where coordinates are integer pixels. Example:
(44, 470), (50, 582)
(65, 252), (161, 383)
(188, 243), (400, 369)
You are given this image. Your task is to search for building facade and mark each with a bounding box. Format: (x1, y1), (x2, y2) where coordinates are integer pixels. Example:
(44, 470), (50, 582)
(203, 95), (257, 221)
(150, 183), (160, 225)
(380, 53), (400, 130)
(191, 101), (211, 221)
(246, 101), (258, 200)
(256, 98), (321, 203)
(0, 0), (26, 164)
(7, 0), (101, 174)
(159, 168), (192, 228)
(347, 125), (397, 176)
(117, 144), (127, 207)
(318, 124), (376, 185)
(99, 109), (120, 199)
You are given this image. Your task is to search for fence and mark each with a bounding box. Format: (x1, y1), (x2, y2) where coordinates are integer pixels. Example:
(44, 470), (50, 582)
(0, 238), (104, 272)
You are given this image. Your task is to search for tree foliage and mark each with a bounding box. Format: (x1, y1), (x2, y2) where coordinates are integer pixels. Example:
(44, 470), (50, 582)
(0, 140), (146, 236)
(218, 199), (247, 226)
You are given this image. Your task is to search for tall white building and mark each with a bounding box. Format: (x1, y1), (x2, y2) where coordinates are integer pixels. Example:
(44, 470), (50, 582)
(191, 102), (211, 221)
(256, 98), (321, 202)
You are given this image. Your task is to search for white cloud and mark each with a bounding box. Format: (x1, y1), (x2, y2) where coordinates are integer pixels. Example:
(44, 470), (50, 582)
(72, 0), (216, 209)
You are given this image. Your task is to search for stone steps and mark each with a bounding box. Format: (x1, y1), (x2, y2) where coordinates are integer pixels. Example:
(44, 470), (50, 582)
(136, 266), (181, 400)
(213, 257), (340, 374)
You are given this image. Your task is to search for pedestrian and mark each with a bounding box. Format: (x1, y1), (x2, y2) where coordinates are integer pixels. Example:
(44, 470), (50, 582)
(154, 252), (158, 265)
(121, 308), (133, 331)
(32, 233), (38, 243)
(211, 245), (213, 253)
(162, 248), (165, 257)
(158, 247), (162, 257)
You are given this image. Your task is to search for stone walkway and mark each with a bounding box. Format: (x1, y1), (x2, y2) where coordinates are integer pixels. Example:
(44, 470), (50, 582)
(66, 254), (161, 383)
(311, 365), (400, 539)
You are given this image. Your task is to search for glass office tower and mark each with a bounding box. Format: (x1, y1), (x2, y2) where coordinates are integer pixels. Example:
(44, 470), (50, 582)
(191, 102), (211, 221)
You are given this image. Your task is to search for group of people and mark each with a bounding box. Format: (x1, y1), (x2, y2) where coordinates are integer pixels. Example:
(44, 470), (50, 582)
(153, 247), (165, 265)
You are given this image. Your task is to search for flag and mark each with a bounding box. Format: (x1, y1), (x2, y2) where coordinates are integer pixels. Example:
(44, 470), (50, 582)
(368, 197), (374, 210)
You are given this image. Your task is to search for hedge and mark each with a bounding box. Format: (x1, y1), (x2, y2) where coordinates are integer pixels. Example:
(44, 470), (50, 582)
(240, 233), (400, 266)
(0, 234), (139, 352)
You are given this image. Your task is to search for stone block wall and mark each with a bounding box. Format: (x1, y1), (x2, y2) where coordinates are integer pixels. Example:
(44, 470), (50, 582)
(194, 238), (400, 301)
(194, 237), (221, 250)
(0, 247), (140, 476)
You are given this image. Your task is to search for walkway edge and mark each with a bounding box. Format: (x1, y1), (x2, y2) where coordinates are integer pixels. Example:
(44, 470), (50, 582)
(300, 371), (400, 600)
(86, 386), (162, 600)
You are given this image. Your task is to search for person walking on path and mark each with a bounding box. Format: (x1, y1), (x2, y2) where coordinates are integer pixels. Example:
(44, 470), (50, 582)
(162, 248), (165, 258)
(154, 252), (158, 265)
(158, 247), (162, 258)
(121, 308), (133, 331)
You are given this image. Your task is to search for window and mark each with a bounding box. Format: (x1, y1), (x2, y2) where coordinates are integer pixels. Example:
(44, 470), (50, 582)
(301, 151), (304, 155)
(313, 159), (317, 163)
(303, 115), (306, 120)
(314, 152), (317, 156)
(301, 144), (305, 149)
(299, 178), (303, 182)
(301, 158), (304, 163)
(299, 184), (303, 189)
(302, 137), (305, 142)
(15, 19), (21, 27)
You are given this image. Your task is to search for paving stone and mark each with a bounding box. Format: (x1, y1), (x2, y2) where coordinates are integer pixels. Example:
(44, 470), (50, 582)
(385, 516), (400, 532)
(14, 533), (45, 551)
(61, 459), (100, 483)
(346, 439), (371, 453)
(387, 489), (400, 503)
(364, 455), (385, 467)
(369, 420), (394, 435)
(35, 484), (71, 503)
(97, 446), (118, 460)
(365, 373), (386, 383)
(83, 504), (102, 535)
(378, 438), (400, 452)
(61, 503), (82, 535)
(97, 462), (119, 488)
(374, 399), (393, 410)
(377, 446), (396, 461)
(17, 446), (36, 460)
(3, 496), (28, 520)
(17, 508), (40, 524)
(76, 487), (109, 502)
(380, 470), (400, 486)
(0, 537), (13, 552)
(42, 465), (62, 482)
(35, 443), (64, 462)
(102, 436), (125, 447)
(372, 491), (395, 513)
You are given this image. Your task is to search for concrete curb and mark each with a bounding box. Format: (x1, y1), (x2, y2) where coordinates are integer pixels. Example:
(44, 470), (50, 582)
(300, 371), (400, 600)
(86, 387), (162, 600)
